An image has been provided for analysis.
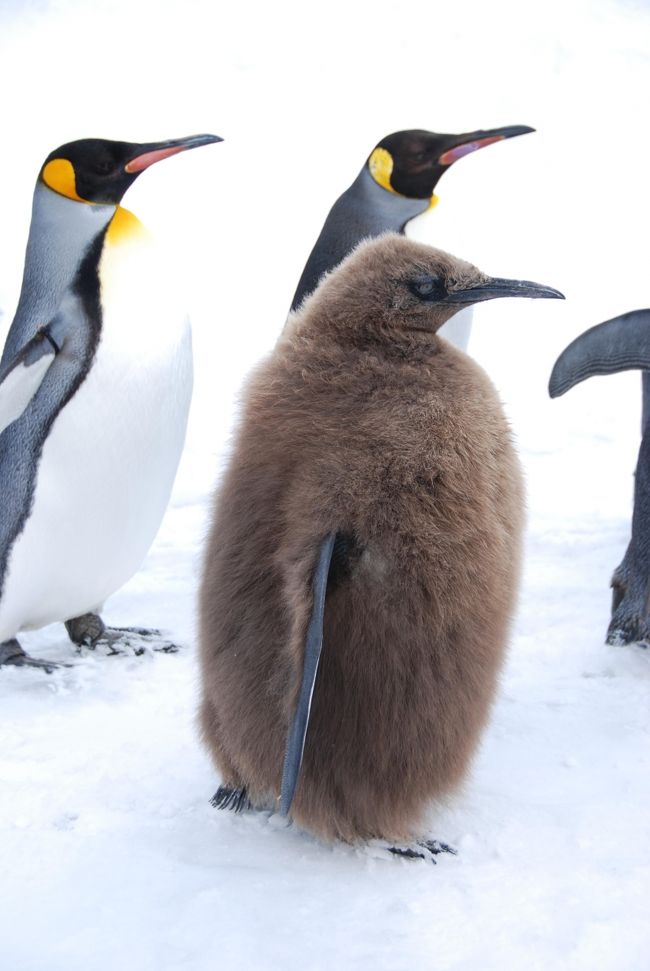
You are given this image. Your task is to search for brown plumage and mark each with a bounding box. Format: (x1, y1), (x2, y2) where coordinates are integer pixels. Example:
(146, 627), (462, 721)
(199, 234), (542, 846)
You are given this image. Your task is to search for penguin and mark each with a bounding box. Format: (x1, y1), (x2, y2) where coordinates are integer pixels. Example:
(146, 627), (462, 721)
(290, 124), (534, 350)
(549, 309), (650, 645)
(200, 234), (564, 856)
(0, 133), (221, 672)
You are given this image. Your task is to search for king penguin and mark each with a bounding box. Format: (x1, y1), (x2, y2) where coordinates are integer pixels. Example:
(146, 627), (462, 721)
(0, 133), (221, 671)
(200, 234), (563, 856)
(290, 124), (534, 349)
(549, 309), (650, 646)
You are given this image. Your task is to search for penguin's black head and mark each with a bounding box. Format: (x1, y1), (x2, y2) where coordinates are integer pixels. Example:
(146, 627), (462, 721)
(368, 125), (534, 202)
(39, 134), (222, 206)
(303, 235), (563, 347)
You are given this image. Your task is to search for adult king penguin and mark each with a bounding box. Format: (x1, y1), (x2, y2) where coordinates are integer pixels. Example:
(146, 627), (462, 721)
(200, 235), (563, 857)
(290, 124), (534, 350)
(549, 310), (650, 646)
(0, 133), (221, 671)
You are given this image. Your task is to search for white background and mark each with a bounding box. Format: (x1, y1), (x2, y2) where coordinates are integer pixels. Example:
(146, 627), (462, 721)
(0, 1), (649, 968)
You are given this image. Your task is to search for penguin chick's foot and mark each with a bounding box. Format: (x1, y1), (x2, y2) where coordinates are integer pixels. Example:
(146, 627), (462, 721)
(210, 784), (252, 814)
(65, 613), (179, 655)
(387, 839), (458, 864)
(0, 638), (63, 674)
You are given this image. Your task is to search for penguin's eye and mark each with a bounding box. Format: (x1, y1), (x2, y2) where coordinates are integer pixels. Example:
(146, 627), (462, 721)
(409, 276), (444, 301)
(93, 159), (114, 176)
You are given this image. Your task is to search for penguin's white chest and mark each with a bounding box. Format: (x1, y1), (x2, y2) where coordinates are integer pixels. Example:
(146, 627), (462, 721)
(0, 220), (193, 637)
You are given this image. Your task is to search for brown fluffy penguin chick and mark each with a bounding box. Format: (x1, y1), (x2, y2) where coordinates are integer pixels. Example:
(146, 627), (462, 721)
(200, 234), (557, 846)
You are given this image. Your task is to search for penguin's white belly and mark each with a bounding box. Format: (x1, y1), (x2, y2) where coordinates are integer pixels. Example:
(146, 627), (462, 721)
(0, 226), (192, 638)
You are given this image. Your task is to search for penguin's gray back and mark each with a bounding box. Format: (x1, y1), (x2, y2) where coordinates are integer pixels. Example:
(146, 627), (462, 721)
(291, 168), (428, 312)
(200, 304), (524, 843)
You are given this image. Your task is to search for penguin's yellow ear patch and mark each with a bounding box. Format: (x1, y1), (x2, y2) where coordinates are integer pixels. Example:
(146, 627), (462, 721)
(368, 147), (397, 194)
(427, 194), (440, 211)
(42, 158), (86, 202)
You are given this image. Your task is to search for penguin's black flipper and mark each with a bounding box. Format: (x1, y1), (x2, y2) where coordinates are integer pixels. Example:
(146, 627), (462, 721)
(549, 310), (650, 398)
(0, 325), (63, 435)
(280, 531), (337, 817)
(0, 300), (75, 436)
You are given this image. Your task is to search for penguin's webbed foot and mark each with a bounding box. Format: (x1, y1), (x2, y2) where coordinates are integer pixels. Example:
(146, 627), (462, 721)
(101, 626), (179, 655)
(210, 784), (252, 814)
(607, 561), (650, 647)
(387, 839), (457, 863)
(0, 638), (67, 674)
(65, 614), (179, 655)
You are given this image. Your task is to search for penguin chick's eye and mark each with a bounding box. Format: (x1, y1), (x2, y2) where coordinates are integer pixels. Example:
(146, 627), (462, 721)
(409, 275), (445, 301)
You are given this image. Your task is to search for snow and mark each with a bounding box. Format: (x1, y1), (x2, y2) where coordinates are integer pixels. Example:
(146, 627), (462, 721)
(1, 0), (650, 968)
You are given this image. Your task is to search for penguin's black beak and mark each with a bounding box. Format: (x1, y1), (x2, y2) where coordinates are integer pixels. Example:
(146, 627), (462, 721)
(437, 125), (534, 166)
(125, 134), (223, 173)
(445, 277), (565, 304)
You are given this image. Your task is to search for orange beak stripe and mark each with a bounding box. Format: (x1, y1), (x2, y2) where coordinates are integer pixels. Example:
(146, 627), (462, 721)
(438, 135), (505, 166)
(125, 145), (188, 174)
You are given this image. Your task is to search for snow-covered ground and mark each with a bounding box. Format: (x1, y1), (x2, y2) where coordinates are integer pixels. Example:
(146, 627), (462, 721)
(1, 1), (649, 968)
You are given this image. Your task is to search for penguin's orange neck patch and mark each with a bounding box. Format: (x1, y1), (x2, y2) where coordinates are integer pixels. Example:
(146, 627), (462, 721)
(42, 158), (87, 203)
(369, 149), (439, 210)
(106, 206), (149, 244)
(368, 147), (397, 194)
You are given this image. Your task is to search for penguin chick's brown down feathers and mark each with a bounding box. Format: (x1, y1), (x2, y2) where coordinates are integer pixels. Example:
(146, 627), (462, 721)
(199, 235), (559, 845)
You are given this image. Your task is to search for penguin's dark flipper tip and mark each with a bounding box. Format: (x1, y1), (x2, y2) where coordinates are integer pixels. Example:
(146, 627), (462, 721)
(211, 784), (252, 814)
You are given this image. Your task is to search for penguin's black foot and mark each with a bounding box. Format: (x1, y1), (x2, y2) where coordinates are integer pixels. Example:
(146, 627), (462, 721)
(607, 555), (650, 647)
(101, 626), (179, 655)
(606, 621), (650, 648)
(0, 638), (64, 674)
(607, 583), (650, 647)
(65, 614), (179, 655)
(210, 784), (252, 814)
(387, 839), (457, 863)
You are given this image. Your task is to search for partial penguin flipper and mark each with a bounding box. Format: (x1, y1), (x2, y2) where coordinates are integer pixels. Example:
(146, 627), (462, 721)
(549, 309), (650, 398)
(0, 325), (63, 434)
(280, 531), (337, 817)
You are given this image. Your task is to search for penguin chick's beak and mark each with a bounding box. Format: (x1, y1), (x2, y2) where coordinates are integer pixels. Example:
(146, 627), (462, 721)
(445, 278), (565, 305)
(125, 133), (223, 173)
(437, 125), (534, 165)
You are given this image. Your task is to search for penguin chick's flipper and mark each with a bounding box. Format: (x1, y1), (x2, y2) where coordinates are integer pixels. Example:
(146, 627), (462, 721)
(280, 531), (337, 817)
(549, 309), (650, 398)
(0, 324), (63, 434)
(0, 638), (69, 673)
(65, 613), (179, 655)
